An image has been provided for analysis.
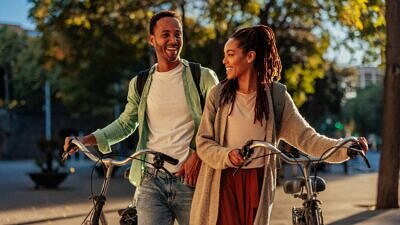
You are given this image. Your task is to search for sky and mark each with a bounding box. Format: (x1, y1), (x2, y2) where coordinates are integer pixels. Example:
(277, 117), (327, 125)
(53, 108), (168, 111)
(0, 0), (35, 30)
(0, 0), (378, 67)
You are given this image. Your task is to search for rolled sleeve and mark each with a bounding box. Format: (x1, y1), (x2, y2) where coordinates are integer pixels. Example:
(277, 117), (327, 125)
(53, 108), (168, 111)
(92, 129), (112, 154)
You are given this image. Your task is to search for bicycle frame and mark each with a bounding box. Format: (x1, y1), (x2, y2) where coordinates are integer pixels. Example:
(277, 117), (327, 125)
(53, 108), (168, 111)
(64, 138), (177, 225)
(245, 137), (364, 225)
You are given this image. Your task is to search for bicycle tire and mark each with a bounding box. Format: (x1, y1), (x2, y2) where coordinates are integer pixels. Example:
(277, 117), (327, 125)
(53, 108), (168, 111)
(100, 212), (108, 225)
(306, 207), (323, 225)
(291, 207), (306, 225)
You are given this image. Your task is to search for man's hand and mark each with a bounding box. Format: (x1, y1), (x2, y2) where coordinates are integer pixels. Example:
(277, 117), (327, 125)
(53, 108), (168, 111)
(228, 149), (244, 167)
(63, 134), (97, 156)
(63, 136), (78, 156)
(176, 152), (202, 187)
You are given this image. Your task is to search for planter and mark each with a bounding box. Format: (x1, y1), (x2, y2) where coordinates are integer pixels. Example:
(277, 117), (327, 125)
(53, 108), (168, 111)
(28, 172), (69, 189)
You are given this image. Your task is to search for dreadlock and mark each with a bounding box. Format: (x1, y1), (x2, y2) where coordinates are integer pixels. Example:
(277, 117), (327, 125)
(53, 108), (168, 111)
(220, 25), (282, 125)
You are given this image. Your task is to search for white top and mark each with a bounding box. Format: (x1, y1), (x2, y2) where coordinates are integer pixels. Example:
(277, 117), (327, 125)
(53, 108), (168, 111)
(225, 91), (267, 168)
(146, 63), (194, 173)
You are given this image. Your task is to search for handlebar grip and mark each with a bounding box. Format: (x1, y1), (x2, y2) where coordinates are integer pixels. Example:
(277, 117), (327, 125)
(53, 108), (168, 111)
(158, 153), (179, 165)
(240, 140), (255, 159)
(62, 137), (78, 162)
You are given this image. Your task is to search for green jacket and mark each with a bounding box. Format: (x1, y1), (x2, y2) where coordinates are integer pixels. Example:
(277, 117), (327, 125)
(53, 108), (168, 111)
(93, 59), (218, 186)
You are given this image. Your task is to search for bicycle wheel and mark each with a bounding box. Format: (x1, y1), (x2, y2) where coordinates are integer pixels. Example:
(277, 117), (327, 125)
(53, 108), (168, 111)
(306, 207), (323, 225)
(99, 212), (108, 225)
(292, 207), (306, 225)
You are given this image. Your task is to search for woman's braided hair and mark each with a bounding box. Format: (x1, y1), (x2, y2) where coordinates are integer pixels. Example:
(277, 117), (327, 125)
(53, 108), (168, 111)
(220, 25), (282, 125)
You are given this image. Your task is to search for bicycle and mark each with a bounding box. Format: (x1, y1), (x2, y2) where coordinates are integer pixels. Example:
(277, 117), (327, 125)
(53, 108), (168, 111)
(62, 138), (179, 225)
(237, 137), (370, 225)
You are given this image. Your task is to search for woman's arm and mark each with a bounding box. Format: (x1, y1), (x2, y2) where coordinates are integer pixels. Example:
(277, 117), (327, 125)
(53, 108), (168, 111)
(196, 85), (236, 169)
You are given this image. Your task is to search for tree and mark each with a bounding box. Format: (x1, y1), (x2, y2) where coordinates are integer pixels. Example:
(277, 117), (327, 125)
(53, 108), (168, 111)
(342, 84), (383, 136)
(299, 64), (347, 133)
(0, 27), (27, 108)
(29, 0), (159, 115)
(11, 35), (53, 109)
(376, 0), (400, 209)
(28, 0), (385, 113)
(258, 0), (385, 106)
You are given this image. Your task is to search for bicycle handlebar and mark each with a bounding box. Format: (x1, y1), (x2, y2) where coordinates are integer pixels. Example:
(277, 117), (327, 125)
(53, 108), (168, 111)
(61, 138), (179, 225)
(62, 138), (179, 167)
(242, 137), (370, 167)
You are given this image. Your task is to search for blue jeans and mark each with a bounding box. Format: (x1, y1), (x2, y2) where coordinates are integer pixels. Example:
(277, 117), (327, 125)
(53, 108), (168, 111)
(136, 170), (194, 225)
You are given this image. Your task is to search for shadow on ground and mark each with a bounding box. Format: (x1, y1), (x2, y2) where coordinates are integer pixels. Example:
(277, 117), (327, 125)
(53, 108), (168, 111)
(328, 209), (400, 225)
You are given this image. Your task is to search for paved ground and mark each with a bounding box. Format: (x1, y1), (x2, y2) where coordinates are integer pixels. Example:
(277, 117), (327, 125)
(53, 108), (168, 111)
(0, 151), (399, 225)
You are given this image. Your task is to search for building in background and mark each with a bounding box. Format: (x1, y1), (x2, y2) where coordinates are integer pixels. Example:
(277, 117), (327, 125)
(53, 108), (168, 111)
(343, 66), (384, 99)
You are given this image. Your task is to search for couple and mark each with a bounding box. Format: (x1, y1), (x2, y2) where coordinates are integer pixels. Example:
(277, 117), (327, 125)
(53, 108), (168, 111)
(64, 10), (368, 225)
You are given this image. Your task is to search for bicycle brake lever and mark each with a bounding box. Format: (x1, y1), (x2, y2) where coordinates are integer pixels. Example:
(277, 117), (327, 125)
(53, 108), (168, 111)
(61, 137), (78, 163)
(233, 158), (253, 176)
(61, 151), (69, 162)
(233, 165), (243, 176)
(348, 147), (371, 168)
(233, 140), (256, 176)
(359, 151), (371, 168)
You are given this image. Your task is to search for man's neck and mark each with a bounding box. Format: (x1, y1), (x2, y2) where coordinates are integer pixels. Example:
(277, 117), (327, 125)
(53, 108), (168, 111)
(157, 59), (181, 72)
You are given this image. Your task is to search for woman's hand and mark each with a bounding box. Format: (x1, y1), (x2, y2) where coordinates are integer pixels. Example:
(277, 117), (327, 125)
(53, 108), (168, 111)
(228, 149), (245, 166)
(357, 137), (369, 154)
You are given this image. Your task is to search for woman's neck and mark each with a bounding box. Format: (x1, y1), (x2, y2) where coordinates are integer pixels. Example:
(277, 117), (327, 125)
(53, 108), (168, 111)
(237, 71), (257, 94)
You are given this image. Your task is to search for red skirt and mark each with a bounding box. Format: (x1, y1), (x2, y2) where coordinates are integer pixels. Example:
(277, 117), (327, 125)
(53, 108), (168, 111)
(217, 167), (264, 225)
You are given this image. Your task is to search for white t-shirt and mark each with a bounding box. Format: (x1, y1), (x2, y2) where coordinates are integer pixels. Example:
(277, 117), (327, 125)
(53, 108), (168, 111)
(145, 63), (194, 173)
(225, 91), (267, 168)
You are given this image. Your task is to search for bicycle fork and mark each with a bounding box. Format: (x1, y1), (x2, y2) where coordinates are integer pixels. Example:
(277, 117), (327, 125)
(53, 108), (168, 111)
(291, 162), (324, 225)
(85, 166), (114, 225)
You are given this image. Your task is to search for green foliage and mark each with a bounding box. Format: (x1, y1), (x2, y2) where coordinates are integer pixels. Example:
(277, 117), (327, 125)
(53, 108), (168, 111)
(24, 0), (385, 114)
(299, 64), (346, 132)
(258, 0), (385, 106)
(12, 36), (50, 108)
(0, 27), (28, 108)
(325, 0), (386, 65)
(342, 84), (383, 135)
(0, 27), (27, 67)
(183, 0), (260, 78)
(29, 0), (156, 114)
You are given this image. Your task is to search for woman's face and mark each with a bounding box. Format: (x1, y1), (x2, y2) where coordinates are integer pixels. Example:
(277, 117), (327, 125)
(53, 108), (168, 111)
(222, 38), (254, 80)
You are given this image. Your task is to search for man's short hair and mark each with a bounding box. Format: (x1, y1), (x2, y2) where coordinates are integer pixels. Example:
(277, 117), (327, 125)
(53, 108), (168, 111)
(149, 10), (182, 35)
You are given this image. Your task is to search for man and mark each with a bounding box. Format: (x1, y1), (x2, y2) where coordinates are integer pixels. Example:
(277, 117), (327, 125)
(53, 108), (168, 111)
(64, 10), (218, 225)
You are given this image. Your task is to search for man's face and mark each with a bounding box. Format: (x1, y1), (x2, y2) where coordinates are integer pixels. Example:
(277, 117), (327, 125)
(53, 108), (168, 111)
(149, 17), (183, 66)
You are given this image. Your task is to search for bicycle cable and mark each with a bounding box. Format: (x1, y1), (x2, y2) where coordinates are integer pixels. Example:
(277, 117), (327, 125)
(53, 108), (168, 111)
(312, 141), (350, 193)
(81, 150), (153, 225)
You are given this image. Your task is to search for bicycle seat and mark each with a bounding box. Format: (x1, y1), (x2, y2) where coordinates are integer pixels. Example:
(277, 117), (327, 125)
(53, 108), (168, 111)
(283, 176), (326, 194)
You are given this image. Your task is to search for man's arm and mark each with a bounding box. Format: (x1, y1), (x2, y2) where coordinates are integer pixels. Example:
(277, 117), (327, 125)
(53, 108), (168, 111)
(177, 67), (218, 187)
(63, 134), (97, 155)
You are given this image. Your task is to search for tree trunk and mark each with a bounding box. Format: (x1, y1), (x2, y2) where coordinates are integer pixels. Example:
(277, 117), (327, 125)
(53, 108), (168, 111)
(376, 0), (400, 209)
(180, 0), (191, 59)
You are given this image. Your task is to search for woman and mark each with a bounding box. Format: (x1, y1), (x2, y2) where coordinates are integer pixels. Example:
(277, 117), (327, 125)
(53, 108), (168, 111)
(190, 25), (368, 225)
